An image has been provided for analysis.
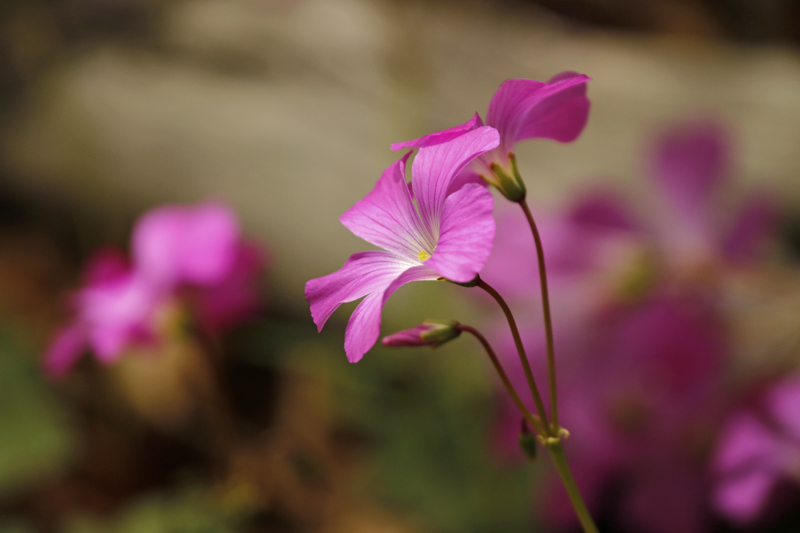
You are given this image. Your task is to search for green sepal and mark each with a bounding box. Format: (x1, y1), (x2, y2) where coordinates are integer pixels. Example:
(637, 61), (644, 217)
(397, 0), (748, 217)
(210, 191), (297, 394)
(419, 320), (462, 348)
(489, 153), (527, 202)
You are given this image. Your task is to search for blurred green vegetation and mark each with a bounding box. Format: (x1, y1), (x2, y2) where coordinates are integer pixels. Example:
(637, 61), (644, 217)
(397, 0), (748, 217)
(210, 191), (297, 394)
(0, 276), (542, 532)
(0, 329), (74, 498)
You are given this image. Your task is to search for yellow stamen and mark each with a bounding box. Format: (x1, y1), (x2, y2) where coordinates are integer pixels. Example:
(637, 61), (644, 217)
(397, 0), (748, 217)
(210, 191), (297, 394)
(418, 250), (431, 261)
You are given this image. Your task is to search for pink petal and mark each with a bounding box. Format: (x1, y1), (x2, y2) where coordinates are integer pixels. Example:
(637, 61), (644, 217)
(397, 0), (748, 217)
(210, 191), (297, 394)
(193, 241), (265, 331)
(486, 73), (591, 156)
(43, 323), (87, 379)
(133, 202), (240, 287)
(78, 274), (162, 361)
(83, 248), (130, 284)
(714, 413), (779, 473)
(714, 469), (776, 524)
(446, 169), (486, 196)
(411, 126), (499, 235)
(766, 377), (800, 441)
(305, 250), (413, 332)
(382, 324), (431, 347)
(390, 113), (483, 151)
(517, 72), (591, 143)
(723, 193), (776, 262)
(340, 152), (433, 259)
(651, 121), (729, 226)
(342, 264), (438, 362)
(566, 188), (639, 231)
(426, 183), (495, 283)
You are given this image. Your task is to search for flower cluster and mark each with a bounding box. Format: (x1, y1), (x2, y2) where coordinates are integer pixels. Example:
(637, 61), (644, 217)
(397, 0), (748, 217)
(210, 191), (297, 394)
(45, 202), (264, 378)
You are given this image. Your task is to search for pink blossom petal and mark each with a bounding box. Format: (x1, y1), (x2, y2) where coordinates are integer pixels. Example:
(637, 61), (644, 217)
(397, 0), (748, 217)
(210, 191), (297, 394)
(426, 183), (494, 283)
(651, 121), (729, 226)
(43, 323), (87, 379)
(382, 325), (430, 347)
(714, 413), (780, 472)
(83, 248), (130, 284)
(712, 380), (800, 524)
(305, 251), (414, 332)
(446, 169), (486, 196)
(517, 72), (591, 143)
(487, 74), (591, 156)
(382, 324), (431, 347)
(390, 113), (483, 151)
(193, 242), (265, 331)
(714, 469), (776, 524)
(133, 202), (239, 287)
(411, 126), (499, 234)
(343, 264), (438, 362)
(566, 188), (639, 231)
(723, 193), (777, 262)
(340, 153), (433, 259)
(766, 377), (800, 441)
(78, 274), (162, 361)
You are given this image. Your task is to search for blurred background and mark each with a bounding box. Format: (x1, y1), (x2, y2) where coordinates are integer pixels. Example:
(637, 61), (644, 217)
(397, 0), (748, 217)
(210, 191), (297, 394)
(2, 0), (800, 531)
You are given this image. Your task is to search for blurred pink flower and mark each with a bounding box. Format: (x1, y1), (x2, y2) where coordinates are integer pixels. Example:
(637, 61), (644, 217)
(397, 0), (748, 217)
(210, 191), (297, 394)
(392, 72), (590, 198)
(647, 121), (775, 272)
(305, 127), (499, 363)
(483, 120), (777, 532)
(713, 377), (800, 525)
(44, 202), (264, 378)
(482, 120), (775, 311)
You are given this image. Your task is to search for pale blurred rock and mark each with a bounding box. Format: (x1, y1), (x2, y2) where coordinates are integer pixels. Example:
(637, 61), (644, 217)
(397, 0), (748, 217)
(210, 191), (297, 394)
(2, 0), (800, 310)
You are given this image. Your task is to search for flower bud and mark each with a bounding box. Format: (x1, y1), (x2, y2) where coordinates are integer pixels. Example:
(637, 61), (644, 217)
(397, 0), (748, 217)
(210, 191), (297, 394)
(518, 419), (538, 461)
(381, 320), (461, 348)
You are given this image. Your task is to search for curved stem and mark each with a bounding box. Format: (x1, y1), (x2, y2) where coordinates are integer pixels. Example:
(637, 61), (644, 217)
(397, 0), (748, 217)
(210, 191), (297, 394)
(518, 199), (559, 430)
(476, 276), (552, 436)
(459, 324), (546, 436)
(546, 441), (601, 533)
(458, 324), (601, 533)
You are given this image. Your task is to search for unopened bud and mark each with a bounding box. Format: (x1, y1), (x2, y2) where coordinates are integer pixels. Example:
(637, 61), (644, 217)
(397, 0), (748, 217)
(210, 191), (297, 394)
(518, 419), (537, 461)
(381, 320), (461, 348)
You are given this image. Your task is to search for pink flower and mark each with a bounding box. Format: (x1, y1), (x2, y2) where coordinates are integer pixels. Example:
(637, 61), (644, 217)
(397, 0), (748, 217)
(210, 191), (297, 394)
(647, 120), (776, 270)
(305, 127), (500, 363)
(713, 377), (800, 525)
(44, 202), (264, 378)
(392, 72), (590, 199)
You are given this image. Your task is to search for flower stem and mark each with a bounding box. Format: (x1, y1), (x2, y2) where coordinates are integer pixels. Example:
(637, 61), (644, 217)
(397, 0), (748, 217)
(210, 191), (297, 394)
(545, 440), (600, 533)
(476, 276), (552, 436)
(458, 321), (601, 533)
(459, 324), (546, 436)
(518, 199), (559, 430)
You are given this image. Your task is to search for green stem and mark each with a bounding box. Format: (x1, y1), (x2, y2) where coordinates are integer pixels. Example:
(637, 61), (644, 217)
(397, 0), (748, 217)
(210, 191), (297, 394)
(459, 324), (546, 436)
(476, 276), (552, 436)
(546, 441), (600, 533)
(518, 199), (559, 430)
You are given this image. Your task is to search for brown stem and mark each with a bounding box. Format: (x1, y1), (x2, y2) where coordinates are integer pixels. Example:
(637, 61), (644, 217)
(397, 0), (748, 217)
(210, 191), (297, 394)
(458, 324), (546, 436)
(475, 276), (553, 436)
(518, 199), (559, 430)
